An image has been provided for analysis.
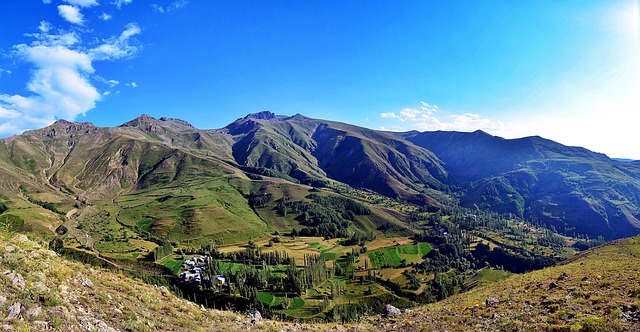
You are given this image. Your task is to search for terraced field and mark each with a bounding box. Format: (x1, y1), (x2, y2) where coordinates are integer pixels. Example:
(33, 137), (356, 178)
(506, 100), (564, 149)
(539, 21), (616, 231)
(367, 242), (432, 268)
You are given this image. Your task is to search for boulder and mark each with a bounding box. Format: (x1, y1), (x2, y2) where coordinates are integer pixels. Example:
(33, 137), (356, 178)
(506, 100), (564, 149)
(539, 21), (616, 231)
(76, 278), (94, 288)
(382, 304), (402, 317)
(485, 297), (500, 306)
(3, 272), (25, 290)
(247, 310), (262, 322)
(6, 302), (22, 320)
(26, 306), (41, 318)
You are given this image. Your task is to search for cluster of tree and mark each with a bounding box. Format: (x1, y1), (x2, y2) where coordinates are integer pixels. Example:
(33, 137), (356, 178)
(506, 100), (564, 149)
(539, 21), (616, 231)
(301, 177), (330, 188)
(152, 243), (174, 261)
(572, 236), (606, 250)
(472, 242), (557, 273)
(27, 197), (62, 215)
(0, 201), (7, 214)
(247, 192), (275, 208)
(287, 254), (332, 294)
(340, 232), (376, 246)
(332, 302), (378, 323)
(429, 271), (467, 301)
(276, 194), (370, 238)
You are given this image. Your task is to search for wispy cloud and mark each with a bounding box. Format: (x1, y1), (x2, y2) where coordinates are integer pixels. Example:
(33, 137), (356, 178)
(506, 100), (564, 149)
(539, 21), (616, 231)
(0, 68), (11, 76)
(63, 0), (99, 8)
(89, 23), (141, 60)
(112, 0), (133, 9)
(99, 12), (112, 21)
(379, 101), (507, 133)
(58, 5), (84, 25)
(127, 81), (137, 88)
(152, 0), (189, 13)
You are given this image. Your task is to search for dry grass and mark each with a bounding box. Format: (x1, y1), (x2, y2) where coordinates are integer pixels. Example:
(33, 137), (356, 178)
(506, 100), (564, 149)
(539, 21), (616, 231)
(3, 231), (640, 331)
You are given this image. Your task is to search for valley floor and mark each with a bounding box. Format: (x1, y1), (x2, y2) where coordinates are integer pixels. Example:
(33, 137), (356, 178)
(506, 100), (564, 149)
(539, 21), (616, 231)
(3, 232), (640, 331)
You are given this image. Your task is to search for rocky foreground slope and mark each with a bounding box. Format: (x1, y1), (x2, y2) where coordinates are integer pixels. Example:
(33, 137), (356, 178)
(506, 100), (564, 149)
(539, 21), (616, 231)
(2, 230), (640, 331)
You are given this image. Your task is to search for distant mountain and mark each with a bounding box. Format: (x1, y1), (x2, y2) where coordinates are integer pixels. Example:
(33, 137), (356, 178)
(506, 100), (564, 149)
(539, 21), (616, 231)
(0, 113), (638, 241)
(222, 112), (447, 204)
(399, 130), (640, 239)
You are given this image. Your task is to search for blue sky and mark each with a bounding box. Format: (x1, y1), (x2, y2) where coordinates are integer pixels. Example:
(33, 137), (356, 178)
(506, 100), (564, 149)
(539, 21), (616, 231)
(1, 1), (639, 158)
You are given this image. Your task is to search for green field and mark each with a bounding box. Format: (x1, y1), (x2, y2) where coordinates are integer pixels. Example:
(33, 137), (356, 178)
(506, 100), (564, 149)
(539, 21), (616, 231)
(158, 255), (184, 275)
(257, 292), (305, 309)
(368, 242), (432, 268)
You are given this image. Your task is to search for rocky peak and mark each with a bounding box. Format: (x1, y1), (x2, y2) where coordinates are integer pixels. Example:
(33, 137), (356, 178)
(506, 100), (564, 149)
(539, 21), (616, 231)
(159, 117), (195, 128)
(119, 115), (196, 136)
(243, 111), (280, 121)
(38, 120), (97, 139)
(119, 114), (158, 128)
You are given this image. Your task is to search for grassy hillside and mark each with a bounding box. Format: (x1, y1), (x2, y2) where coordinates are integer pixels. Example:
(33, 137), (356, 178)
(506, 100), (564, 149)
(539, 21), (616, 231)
(370, 235), (640, 331)
(401, 130), (640, 239)
(2, 230), (639, 331)
(0, 231), (348, 331)
(224, 112), (448, 205)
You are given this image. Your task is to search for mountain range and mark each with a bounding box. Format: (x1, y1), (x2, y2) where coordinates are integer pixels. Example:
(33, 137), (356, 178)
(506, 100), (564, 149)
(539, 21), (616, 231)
(0, 111), (639, 241)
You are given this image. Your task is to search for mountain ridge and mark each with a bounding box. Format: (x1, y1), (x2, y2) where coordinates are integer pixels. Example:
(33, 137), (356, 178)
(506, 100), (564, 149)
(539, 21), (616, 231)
(0, 112), (639, 240)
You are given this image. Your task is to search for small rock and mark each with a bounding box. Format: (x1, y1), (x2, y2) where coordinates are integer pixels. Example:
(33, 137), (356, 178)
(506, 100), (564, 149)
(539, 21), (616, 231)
(48, 306), (69, 318)
(32, 321), (48, 328)
(6, 302), (22, 320)
(3, 271), (25, 290)
(382, 304), (402, 317)
(0, 295), (6, 305)
(26, 306), (41, 318)
(247, 310), (262, 322)
(113, 308), (123, 315)
(549, 282), (560, 289)
(581, 276), (589, 281)
(485, 297), (500, 306)
(401, 308), (412, 314)
(77, 278), (94, 288)
(0, 325), (14, 331)
(33, 281), (48, 292)
(557, 272), (568, 281)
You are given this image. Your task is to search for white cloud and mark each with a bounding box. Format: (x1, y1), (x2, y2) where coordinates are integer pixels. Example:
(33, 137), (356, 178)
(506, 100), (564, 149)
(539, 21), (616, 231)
(42, 0), (52, 3)
(129, 81), (137, 88)
(112, 0), (133, 9)
(151, 4), (165, 13)
(152, 1), (189, 13)
(58, 5), (84, 25)
(39, 21), (52, 33)
(89, 23), (141, 60)
(0, 68), (11, 76)
(380, 101), (507, 134)
(99, 12), (112, 21)
(0, 44), (100, 132)
(0, 19), (142, 135)
(63, 0), (99, 8)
